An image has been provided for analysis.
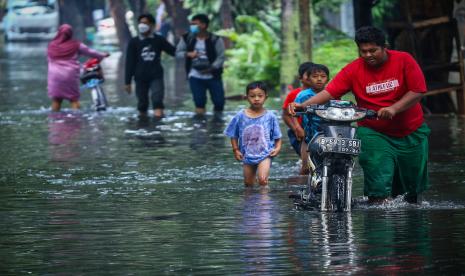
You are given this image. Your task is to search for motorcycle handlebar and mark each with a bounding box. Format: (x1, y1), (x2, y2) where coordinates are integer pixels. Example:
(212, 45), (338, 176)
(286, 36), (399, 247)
(293, 105), (378, 120)
(365, 109), (378, 119)
(292, 104), (318, 117)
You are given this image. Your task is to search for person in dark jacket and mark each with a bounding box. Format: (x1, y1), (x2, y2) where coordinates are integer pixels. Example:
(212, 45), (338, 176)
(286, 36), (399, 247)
(176, 14), (226, 116)
(125, 13), (175, 118)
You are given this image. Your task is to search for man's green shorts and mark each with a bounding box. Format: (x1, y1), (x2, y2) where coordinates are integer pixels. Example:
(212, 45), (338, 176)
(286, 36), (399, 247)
(357, 123), (430, 198)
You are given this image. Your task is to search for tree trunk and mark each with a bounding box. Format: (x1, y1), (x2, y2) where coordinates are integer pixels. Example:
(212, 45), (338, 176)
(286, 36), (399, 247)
(74, 0), (99, 43)
(280, 0), (300, 95)
(79, 0), (95, 29)
(0, 1), (6, 22)
(220, 0), (234, 48)
(298, 0), (312, 61)
(108, 0), (132, 52)
(353, 0), (375, 29)
(162, 0), (190, 39)
(127, 0), (147, 29)
(59, 0), (85, 41)
(128, 0), (147, 16)
(162, 0), (191, 106)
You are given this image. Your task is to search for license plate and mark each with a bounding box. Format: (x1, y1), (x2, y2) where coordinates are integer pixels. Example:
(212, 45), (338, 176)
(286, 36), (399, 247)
(319, 137), (361, 154)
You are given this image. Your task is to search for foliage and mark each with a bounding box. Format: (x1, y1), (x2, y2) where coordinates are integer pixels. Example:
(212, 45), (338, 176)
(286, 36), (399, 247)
(178, 0), (380, 96)
(313, 25), (350, 47)
(183, 0), (221, 19)
(240, 7), (281, 36)
(0, 0), (6, 20)
(313, 38), (358, 77)
(182, 0), (280, 31)
(145, 0), (161, 14)
(313, 0), (347, 13)
(217, 15), (280, 93)
(181, 0), (348, 32)
(372, 0), (398, 27)
(183, 0), (229, 30)
(313, 38), (358, 102)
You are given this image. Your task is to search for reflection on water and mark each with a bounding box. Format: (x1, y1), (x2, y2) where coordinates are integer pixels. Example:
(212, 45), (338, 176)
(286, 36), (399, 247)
(284, 212), (358, 274)
(125, 117), (167, 148)
(319, 213), (357, 272)
(48, 112), (83, 162)
(239, 187), (280, 274)
(1, 42), (465, 274)
(355, 210), (434, 274)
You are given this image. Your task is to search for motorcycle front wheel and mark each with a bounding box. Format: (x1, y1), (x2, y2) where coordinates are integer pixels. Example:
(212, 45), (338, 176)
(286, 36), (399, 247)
(329, 174), (346, 212)
(90, 85), (108, 111)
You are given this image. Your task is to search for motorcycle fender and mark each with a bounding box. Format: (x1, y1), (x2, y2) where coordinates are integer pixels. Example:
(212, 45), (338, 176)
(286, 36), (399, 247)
(323, 125), (357, 139)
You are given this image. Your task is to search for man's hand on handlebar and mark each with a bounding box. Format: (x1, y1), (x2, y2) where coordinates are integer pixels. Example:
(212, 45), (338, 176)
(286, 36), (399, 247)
(377, 106), (397, 120)
(288, 102), (303, 116)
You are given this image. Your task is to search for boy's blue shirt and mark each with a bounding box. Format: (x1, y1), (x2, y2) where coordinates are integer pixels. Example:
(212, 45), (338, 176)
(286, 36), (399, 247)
(224, 110), (282, 165)
(295, 88), (321, 143)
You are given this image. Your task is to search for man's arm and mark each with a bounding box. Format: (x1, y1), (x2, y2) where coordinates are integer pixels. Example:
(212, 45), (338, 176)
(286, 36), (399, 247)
(175, 37), (187, 58)
(124, 39), (136, 85)
(161, 37), (176, 57)
(211, 36), (225, 69)
(378, 91), (423, 119)
(282, 108), (305, 140)
(288, 90), (334, 115)
(378, 53), (427, 119)
(301, 90), (334, 107)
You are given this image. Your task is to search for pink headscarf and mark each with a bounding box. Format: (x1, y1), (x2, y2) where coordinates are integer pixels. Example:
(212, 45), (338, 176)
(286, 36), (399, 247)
(47, 24), (80, 60)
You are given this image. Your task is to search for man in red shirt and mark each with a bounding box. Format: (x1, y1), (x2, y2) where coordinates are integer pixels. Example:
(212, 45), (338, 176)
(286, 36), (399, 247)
(282, 62), (313, 156)
(289, 26), (430, 204)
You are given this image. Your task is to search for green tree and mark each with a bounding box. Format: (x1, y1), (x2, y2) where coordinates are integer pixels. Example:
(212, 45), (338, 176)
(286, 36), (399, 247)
(279, 0), (300, 94)
(183, 0), (279, 31)
(299, 0), (312, 62)
(0, 0), (6, 22)
(108, 0), (132, 51)
(217, 16), (280, 92)
(313, 39), (357, 76)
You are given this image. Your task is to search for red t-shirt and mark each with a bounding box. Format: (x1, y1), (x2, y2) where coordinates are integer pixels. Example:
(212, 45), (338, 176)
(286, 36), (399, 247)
(282, 87), (303, 109)
(282, 87), (303, 125)
(325, 50), (426, 137)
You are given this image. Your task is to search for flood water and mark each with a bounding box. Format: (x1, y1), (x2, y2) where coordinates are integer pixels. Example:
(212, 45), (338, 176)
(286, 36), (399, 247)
(1, 42), (465, 274)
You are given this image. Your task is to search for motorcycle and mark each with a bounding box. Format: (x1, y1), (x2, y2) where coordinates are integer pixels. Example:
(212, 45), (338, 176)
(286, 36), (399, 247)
(80, 58), (108, 111)
(292, 100), (376, 212)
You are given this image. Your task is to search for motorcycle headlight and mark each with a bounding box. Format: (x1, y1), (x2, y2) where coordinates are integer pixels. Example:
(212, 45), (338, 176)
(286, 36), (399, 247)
(315, 107), (366, 121)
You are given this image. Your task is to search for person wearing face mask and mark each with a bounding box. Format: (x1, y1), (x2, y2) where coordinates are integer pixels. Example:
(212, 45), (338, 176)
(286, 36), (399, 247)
(125, 13), (175, 119)
(176, 14), (226, 117)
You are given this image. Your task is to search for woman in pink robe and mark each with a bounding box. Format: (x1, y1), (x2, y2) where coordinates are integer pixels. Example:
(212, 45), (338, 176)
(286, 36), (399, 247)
(47, 24), (109, 111)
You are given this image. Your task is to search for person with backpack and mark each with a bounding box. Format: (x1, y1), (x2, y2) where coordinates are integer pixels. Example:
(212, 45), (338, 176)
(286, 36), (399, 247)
(176, 14), (226, 116)
(125, 13), (176, 119)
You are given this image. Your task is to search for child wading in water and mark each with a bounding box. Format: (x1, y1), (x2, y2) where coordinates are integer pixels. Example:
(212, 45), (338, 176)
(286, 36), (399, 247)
(294, 63), (330, 175)
(224, 81), (282, 186)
